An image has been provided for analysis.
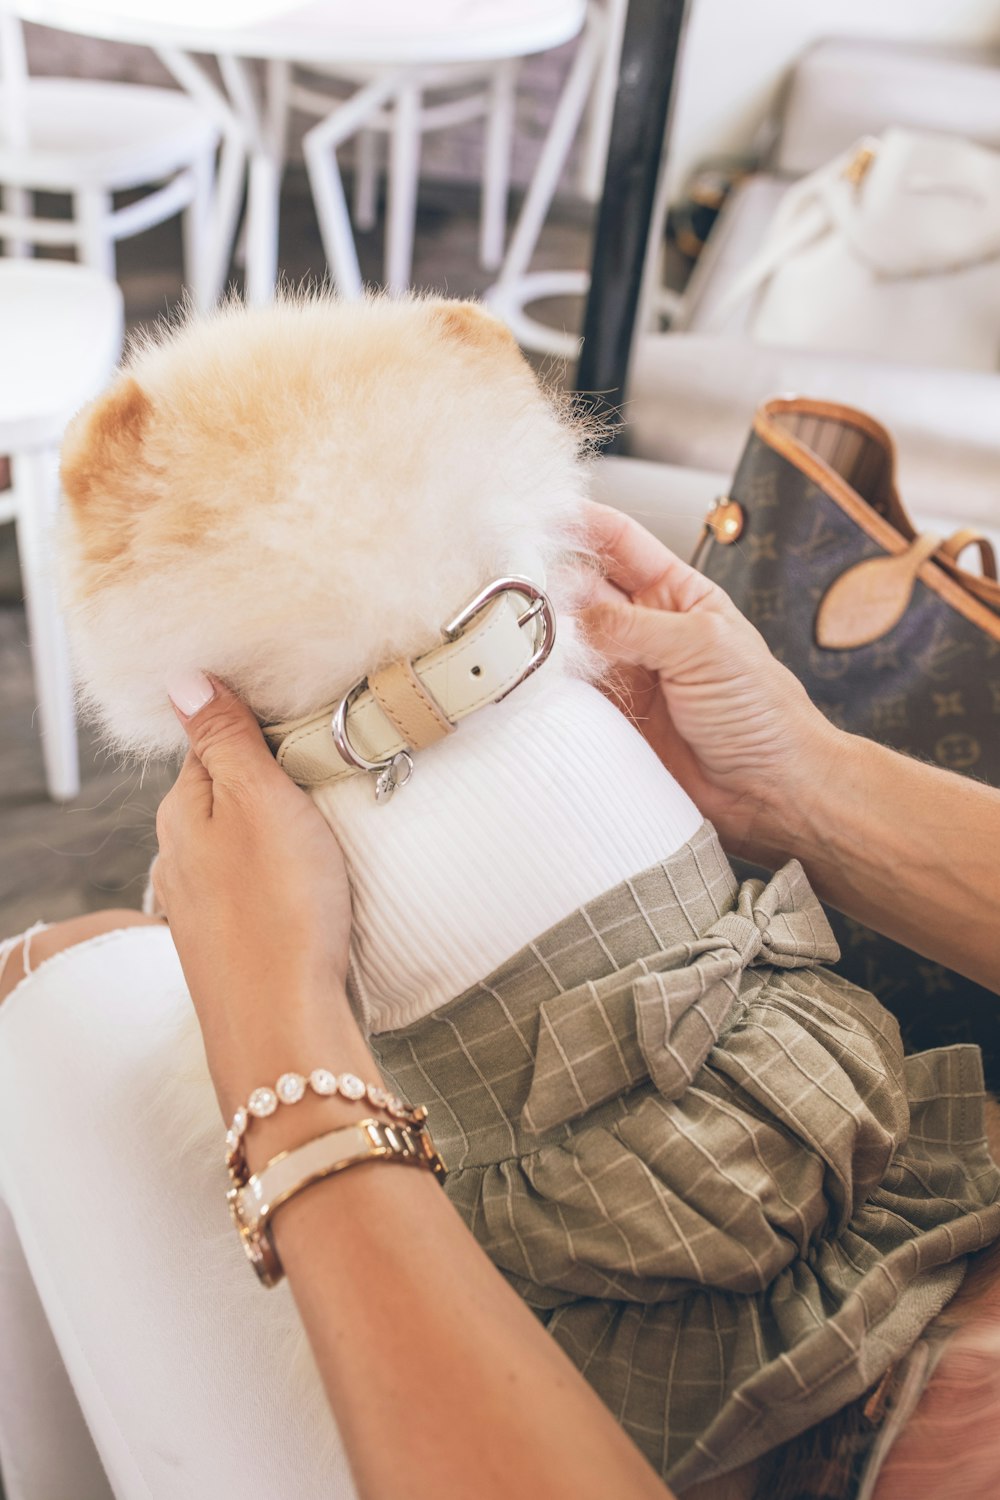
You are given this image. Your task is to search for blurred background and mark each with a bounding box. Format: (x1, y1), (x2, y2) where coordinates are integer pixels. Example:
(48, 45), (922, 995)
(3, 0), (1000, 934)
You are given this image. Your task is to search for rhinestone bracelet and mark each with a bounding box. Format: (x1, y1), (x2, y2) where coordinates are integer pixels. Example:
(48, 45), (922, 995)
(225, 1069), (424, 1186)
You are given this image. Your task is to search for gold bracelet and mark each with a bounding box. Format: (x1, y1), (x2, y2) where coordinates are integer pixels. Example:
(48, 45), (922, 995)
(228, 1115), (447, 1287)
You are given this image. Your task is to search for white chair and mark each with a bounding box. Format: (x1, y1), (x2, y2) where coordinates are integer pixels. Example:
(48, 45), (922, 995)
(0, 259), (124, 801)
(297, 0), (587, 300)
(285, 57), (520, 290)
(0, 12), (220, 307)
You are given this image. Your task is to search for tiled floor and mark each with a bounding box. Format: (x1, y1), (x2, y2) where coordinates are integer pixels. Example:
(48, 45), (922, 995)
(0, 170), (595, 935)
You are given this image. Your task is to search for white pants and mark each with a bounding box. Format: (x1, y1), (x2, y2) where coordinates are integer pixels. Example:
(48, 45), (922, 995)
(0, 926), (355, 1500)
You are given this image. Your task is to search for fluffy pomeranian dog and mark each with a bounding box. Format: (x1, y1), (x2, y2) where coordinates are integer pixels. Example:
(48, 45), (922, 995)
(58, 292), (701, 1032)
(60, 294), (586, 755)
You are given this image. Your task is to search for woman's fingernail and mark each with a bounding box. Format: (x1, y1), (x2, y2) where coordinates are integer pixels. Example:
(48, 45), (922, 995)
(166, 669), (215, 718)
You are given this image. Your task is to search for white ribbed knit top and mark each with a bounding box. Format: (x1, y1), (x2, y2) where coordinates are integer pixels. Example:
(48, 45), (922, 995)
(313, 675), (702, 1034)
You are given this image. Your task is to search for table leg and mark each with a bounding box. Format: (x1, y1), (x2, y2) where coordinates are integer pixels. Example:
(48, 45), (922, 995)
(182, 147), (216, 311)
(576, 0), (630, 203)
(484, 9), (606, 355)
(15, 449), (80, 802)
(302, 69), (408, 298)
(219, 54), (283, 306)
(386, 81), (421, 293)
(213, 123), (250, 294)
(157, 47), (248, 303)
(354, 128), (379, 231)
(480, 57), (519, 273)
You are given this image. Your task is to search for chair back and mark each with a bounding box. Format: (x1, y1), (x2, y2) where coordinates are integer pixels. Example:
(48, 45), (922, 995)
(0, 12), (29, 150)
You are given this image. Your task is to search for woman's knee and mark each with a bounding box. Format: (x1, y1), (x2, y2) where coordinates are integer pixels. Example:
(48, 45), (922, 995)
(0, 911), (165, 1004)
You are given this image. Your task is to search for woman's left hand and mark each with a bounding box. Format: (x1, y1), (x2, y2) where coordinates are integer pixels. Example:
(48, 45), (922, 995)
(154, 672), (356, 1118)
(157, 689), (674, 1500)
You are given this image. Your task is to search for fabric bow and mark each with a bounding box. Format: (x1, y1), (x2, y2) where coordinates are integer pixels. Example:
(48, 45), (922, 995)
(521, 860), (840, 1135)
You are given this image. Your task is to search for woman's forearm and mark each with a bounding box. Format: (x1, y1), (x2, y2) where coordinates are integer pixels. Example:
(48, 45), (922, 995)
(156, 681), (672, 1498)
(235, 999), (672, 1500)
(278, 1157), (671, 1500)
(767, 731), (1000, 995)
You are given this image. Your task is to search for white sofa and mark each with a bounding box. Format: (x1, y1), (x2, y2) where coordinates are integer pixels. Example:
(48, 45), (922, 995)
(590, 455), (725, 561)
(620, 38), (1000, 557)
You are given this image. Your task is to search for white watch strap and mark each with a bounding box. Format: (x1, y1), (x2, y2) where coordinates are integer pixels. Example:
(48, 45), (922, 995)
(233, 1117), (441, 1236)
(234, 1122), (373, 1235)
(263, 585), (547, 790)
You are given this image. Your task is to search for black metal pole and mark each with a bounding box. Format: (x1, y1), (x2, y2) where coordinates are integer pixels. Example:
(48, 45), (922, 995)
(575, 0), (688, 450)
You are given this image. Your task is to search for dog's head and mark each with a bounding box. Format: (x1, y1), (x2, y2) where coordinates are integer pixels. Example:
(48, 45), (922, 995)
(59, 293), (594, 757)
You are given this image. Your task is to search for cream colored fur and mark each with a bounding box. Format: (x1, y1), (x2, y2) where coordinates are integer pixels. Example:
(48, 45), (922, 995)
(56, 288), (704, 1034)
(58, 291), (594, 756)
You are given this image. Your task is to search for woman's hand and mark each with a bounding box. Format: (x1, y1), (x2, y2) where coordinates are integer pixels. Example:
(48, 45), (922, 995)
(151, 675), (676, 1500)
(581, 502), (840, 866)
(581, 503), (1000, 992)
(154, 672), (358, 1121)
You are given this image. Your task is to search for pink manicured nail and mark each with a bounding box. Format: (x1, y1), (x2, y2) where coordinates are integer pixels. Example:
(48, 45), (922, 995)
(166, 669), (215, 717)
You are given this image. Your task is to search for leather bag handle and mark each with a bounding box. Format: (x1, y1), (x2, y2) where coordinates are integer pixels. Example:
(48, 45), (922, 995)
(748, 398), (1000, 642)
(935, 528), (1000, 615)
(938, 528), (998, 581)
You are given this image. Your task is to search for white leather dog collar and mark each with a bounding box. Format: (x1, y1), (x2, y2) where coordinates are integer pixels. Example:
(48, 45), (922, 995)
(263, 576), (555, 801)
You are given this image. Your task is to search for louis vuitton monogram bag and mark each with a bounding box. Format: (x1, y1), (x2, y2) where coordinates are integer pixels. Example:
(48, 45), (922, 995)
(696, 396), (1000, 1086)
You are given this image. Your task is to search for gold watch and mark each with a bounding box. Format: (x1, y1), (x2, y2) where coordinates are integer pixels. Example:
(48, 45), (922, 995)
(228, 1115), (447, 1287)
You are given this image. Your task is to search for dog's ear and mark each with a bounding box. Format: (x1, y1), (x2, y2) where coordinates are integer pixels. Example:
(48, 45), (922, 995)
(61, 375), (155, 521)
(432, 300), (522, 357)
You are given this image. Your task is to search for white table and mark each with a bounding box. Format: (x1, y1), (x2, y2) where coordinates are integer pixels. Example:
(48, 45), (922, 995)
(12, 0), (586, 303)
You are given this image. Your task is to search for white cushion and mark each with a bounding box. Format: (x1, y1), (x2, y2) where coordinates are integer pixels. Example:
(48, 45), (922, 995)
(636, 161), (1000, 539)
(0, 261), (123, 450)
(626, 37), (1000, 553)
(674, 175), (791, 337)
(0, 80), (218, 191)
(775, 38), (1000, 178)
(590, 455), (727, 562)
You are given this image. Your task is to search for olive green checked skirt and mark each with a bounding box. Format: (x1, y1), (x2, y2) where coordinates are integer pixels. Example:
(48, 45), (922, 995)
(369, 821), (1000, 1490)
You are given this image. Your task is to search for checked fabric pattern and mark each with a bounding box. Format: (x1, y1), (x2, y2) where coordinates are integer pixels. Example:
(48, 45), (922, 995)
(371, 822), (1000, 1488)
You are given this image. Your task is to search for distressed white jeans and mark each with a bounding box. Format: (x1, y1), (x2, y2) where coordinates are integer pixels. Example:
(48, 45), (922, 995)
(0, 925), (355, 1500)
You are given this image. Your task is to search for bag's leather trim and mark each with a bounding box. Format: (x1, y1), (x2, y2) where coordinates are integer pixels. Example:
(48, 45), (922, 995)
(754, 397), (1000, 642)
(816, 533), (943, 649)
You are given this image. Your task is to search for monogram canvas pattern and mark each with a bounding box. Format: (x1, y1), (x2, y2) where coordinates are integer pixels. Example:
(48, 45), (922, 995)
(701, 428), (1000, 1088)
(370, 823), (1000, 1490)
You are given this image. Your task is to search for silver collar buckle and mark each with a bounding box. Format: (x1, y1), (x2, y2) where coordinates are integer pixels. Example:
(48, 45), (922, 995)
(331, 576), (556, 804)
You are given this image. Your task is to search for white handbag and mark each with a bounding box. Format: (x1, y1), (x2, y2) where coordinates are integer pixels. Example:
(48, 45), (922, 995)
(713, 128), (1000, 371)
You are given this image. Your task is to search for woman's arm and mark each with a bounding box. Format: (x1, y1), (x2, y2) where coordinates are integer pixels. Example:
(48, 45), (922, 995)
(249, 1013), (670, 1500)
(771, 733), (1000, 995)
(583, 503), (1000, 995)
(155, 675), (672, 1500)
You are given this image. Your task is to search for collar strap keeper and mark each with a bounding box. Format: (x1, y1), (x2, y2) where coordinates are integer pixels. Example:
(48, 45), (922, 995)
(263, 576), (555, 801)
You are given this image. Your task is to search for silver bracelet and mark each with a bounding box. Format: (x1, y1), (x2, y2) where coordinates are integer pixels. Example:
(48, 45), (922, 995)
(225, 1069), (423, 1185)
